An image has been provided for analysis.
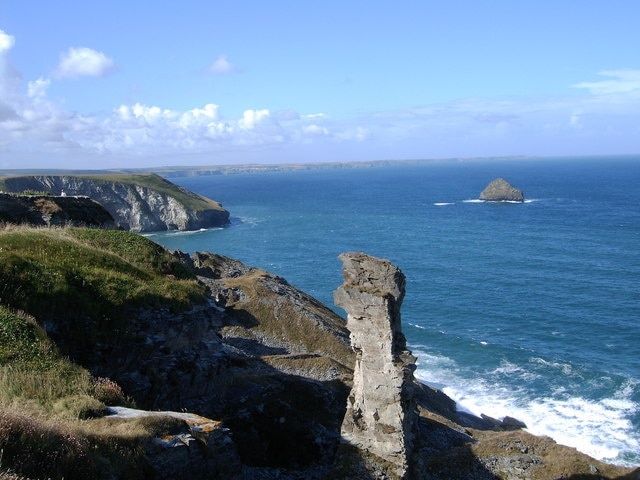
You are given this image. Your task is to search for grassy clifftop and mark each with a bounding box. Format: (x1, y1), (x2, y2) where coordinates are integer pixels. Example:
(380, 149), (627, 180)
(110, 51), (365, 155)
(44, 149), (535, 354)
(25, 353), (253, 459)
(0, 226), (205, 322)
(0, 226), (214, 479)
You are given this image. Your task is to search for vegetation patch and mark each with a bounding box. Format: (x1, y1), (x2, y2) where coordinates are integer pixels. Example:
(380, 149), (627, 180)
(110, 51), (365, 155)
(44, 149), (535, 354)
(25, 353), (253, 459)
(0, 224), (202, 479)
(0, 226), (205, 323)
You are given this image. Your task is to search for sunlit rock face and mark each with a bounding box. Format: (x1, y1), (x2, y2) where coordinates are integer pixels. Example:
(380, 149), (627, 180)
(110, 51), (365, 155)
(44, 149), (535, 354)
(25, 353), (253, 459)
(334, 252), (418, 479)
(479, 177), (524, 202)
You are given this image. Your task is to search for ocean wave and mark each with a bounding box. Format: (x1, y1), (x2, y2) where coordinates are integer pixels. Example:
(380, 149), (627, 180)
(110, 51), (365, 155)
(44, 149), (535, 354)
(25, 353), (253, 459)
(461, 198), (538, 204)
(143, 227), (221, 237)
(412, 348), (640, 466)
(434, 202), (455, 206)
(408, 322), (428, 330)
(530, 357), (580, 377)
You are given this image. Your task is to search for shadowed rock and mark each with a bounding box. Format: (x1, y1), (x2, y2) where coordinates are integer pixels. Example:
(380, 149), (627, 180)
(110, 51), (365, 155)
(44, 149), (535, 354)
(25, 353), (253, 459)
(0, 192), (115, 228)
(334, 252), (418, 479)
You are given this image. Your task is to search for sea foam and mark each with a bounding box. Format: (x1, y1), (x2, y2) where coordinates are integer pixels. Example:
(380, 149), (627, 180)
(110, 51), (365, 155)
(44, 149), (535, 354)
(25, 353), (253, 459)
(412, 348), (640, 466)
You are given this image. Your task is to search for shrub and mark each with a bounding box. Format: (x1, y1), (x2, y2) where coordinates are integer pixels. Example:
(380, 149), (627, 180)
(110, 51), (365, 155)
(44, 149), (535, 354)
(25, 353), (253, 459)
(92, 377), (132, 407)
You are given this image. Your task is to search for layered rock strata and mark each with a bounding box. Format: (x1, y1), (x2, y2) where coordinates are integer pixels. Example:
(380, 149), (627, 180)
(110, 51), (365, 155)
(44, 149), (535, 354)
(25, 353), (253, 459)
(334, 252), (418, 478)
(479, 177), (524, 202)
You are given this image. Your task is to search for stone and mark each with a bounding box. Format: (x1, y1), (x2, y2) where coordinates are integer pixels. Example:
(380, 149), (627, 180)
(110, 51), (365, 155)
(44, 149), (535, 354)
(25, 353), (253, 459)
(334, 252), (418, 479)
(479, 178), (524, 202)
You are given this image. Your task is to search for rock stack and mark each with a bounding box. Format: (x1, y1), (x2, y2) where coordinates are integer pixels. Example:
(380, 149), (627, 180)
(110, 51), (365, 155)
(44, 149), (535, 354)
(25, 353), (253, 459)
(479, 177), (524, 202)
(334, 252), (418, 478)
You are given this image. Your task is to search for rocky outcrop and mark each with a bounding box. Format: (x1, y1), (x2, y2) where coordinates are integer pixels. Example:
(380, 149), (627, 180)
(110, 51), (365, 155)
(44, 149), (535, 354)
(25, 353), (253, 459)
(58, 249), (353, 475)
(0, 192), (115, 228)
(479, 178), (524, 202)
(334, 252), (418, 479)
(0, 174), (229, 232)
(3, 228), (639, 479)
(106, 407), (242, 479)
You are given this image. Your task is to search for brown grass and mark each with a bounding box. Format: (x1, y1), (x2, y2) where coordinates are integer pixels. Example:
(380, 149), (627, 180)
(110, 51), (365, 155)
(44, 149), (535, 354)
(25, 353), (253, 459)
(32, 198), (62, 215)
(470, 429), (636, 479)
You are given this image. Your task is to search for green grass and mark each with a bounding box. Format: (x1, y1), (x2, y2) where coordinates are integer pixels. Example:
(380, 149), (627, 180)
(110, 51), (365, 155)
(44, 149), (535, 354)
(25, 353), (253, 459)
(0, 226), (203, 479)
(0, 306), (128, 416)
(0, 226), (206, 322)
(0, 307), (55, 368)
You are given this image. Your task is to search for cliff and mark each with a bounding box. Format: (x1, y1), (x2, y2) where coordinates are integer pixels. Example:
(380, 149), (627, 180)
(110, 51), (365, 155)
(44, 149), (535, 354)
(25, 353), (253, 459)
(0, 227), (637, 480)
(0, 174), (229, 232)
(0, 192), (115, 228)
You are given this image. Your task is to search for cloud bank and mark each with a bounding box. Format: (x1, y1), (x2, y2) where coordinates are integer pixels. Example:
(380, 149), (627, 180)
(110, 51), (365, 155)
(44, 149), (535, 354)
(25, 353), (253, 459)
(1, 29), (639, 168)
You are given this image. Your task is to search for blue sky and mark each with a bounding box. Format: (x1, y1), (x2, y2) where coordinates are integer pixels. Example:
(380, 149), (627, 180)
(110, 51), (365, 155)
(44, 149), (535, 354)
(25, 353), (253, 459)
(1, 1), (640, 169)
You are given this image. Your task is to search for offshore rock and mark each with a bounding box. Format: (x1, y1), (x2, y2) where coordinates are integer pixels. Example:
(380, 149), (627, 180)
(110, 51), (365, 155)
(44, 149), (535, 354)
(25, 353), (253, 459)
(334, 252), (418, 479)
(479, 178), (524, 202)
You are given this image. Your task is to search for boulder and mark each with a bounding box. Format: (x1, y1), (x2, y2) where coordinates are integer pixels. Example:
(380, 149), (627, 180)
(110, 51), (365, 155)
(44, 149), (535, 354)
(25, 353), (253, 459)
(479, 178), (524, 202)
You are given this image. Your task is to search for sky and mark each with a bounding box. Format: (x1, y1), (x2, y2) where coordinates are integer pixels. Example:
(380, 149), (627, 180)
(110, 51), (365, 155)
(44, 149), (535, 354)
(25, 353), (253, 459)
(1, 0), (640, 169)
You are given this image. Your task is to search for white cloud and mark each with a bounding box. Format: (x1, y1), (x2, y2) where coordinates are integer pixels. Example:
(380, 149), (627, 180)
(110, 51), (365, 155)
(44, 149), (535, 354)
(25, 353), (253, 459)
(0, 30), (15, 53)
(573, 70), (640, 95)
(302, 124), (330, 136)
(54, 47), (116, 79)
(208, 54), (237, 74)
(27, 77), (51, 99)
(239, 109), (270, 129)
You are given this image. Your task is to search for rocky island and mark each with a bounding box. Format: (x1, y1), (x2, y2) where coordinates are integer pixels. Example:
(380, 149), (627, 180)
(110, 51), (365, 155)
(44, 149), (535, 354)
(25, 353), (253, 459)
(479, 178), (525, 202)
(0, 174), (229, 232)
(0, 224), (638, 479)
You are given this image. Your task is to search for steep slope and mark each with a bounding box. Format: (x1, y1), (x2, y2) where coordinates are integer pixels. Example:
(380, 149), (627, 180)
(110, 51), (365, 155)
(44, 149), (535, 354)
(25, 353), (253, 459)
(0, 174), (229, 232)
(0, 227), (637, 480)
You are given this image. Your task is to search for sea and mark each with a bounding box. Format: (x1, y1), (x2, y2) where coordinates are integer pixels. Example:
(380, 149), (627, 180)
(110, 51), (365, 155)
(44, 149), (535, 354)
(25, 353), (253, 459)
(146, 156), (640, 467)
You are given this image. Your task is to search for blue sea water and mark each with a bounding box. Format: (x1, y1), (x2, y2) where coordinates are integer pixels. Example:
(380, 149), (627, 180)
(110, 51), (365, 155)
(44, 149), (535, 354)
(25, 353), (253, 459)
(147, 156), (640, 466)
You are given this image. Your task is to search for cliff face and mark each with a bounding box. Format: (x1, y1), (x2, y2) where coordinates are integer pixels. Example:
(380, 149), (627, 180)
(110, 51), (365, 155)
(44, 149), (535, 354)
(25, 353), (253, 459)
(0, 174), (229, 232)
(0, 193), (115, 228)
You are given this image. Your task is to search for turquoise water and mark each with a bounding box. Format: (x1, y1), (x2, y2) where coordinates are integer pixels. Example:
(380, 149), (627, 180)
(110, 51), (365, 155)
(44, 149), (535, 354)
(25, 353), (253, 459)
(147, 157), (640, 466)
